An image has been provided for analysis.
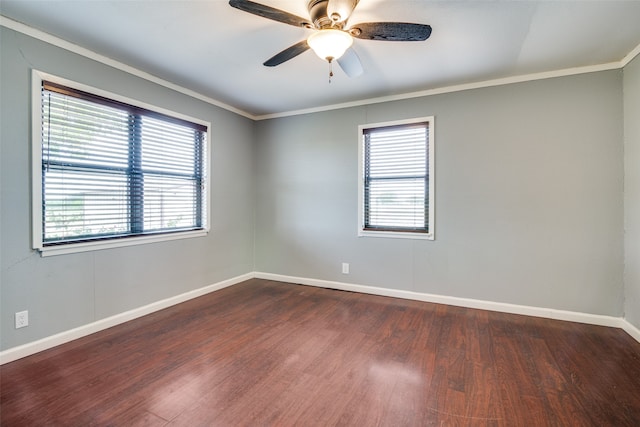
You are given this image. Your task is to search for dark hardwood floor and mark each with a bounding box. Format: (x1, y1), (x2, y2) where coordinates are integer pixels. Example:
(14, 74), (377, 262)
(2, 278), (640, 426)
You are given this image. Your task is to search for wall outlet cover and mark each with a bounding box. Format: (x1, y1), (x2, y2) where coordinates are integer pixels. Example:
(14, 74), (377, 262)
(15, 311), (29, 329)
(342, 263), (350, 274)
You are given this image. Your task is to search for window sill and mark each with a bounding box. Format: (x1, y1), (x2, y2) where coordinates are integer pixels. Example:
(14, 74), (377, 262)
(358, 229), (434, 241)
(36, 229), (208, 257)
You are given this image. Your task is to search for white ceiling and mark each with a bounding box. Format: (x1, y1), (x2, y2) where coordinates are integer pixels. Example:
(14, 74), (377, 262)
(2, 1), (640, 118)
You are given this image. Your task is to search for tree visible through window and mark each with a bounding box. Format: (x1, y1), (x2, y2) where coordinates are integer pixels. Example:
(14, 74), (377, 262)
(359, 117), (434, 240)
(36, 78), (208, 251)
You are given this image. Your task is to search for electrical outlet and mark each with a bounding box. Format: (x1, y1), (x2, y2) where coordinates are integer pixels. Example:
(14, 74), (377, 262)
(15, 311), (29, 329)
(342, 263), (350, 274)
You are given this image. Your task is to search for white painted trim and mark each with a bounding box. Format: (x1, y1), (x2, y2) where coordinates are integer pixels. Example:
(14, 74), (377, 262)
(0, 273), (253, 365)
(621, 42), (640, 68)
(255, 62), (622, 120)
(31, 69), (212, 257)
(0, 15), (253, 120)
(1, 15), (635, 121)
(622, 320), (640, 343)
(36, 70), (212, 129)
(31, 70), (43, 250)
(357, 116), (435, 241)
(38, 230), (209, 257)
(256, 273), (640, 344)
(255, 272), (625, 329)
(2, 271), (639, 364)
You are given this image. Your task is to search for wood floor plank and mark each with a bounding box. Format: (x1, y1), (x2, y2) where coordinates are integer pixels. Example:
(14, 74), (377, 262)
(2, 278), (640, 426)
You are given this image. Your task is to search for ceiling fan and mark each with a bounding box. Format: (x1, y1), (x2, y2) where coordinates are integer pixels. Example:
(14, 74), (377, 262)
(229, 0), (432, 79)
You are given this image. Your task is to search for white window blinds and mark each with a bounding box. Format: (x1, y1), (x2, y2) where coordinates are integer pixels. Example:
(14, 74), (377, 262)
(40, 81), (207, 246)
(363, 121), (431, 234)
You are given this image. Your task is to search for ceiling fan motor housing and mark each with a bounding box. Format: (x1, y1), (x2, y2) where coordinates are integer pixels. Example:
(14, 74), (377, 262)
(228, 0), (432, 74)
(307, 0), (333, 29)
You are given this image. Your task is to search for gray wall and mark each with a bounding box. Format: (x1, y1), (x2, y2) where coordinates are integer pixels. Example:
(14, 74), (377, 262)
(1, 27), (255, 351)
(625, 55), (640, 329)
(1, 23), (635, 354)
(254, 71), (625, 316)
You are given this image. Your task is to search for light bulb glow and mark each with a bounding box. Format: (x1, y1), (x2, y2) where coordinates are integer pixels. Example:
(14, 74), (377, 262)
(307, 29), (353, 62)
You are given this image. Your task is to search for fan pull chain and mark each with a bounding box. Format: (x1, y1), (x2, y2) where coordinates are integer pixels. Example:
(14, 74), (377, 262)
(328, 57), (335, 83)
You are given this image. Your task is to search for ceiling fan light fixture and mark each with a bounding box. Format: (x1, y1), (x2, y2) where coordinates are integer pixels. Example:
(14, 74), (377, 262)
(307, 29), (353, 62)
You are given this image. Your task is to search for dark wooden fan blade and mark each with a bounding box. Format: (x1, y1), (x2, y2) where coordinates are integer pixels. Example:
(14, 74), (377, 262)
(229, 0), (311, 28)
(327, 0), (359, 23)
(337, 47), (363, 77)
(351, 22), (432, 41)
(263, 40), (310, 67)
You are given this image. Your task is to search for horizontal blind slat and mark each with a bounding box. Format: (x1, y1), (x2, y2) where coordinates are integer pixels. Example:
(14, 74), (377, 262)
(41, 82), (207, 245)
(363, 122), (429, 232)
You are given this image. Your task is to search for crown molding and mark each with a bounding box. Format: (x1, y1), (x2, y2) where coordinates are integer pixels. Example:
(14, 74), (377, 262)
(0, 15), (256, 120)
(3, 14), (639, 122)
(255, 62), (622, 120)
(621, 42), (640, 68)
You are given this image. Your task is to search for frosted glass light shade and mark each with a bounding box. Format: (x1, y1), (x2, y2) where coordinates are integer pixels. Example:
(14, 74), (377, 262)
(307, 29), (353, 62)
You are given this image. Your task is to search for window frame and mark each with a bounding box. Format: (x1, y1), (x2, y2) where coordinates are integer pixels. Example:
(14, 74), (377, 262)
(31, 70), (211, 257)
(358, 116), (435, 240)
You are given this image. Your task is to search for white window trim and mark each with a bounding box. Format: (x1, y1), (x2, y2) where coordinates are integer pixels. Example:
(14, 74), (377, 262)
(31, 70), (212, 257)
(357, 116), (435, 241)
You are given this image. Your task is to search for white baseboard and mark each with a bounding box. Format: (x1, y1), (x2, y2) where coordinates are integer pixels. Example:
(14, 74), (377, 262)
(622, 320), (640, 343)
(0, 273), (253, 365)
(3, 271), (639, 365)
(255, 272), (634, 332)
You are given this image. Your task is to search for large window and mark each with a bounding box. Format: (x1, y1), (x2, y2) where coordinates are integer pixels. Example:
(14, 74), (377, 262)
(32, 71), (210, 256)
(358, 117), (434, 240)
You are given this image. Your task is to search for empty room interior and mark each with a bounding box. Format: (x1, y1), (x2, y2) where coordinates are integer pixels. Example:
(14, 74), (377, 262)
(2, 0), (640, 425)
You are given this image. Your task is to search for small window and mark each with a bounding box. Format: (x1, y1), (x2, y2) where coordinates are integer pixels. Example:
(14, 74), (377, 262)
(358, 117), (434, 240)
(32, 71), (210, 256)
